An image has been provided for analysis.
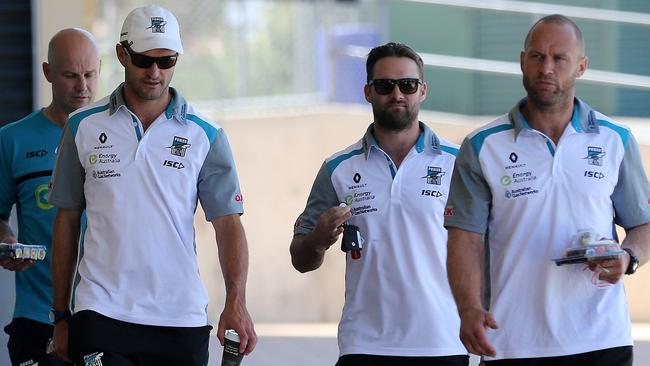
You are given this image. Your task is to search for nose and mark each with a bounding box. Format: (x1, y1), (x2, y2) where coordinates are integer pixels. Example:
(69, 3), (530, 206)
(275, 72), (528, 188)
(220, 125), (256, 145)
(76, 76), (87, 91)
(146, 63), (161, 78)
(388, 83), (405, 99)
(540, 56), (554, 75)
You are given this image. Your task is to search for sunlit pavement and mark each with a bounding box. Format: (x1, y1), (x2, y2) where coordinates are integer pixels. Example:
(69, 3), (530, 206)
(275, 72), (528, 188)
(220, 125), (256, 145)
(208, 323), (650, 366)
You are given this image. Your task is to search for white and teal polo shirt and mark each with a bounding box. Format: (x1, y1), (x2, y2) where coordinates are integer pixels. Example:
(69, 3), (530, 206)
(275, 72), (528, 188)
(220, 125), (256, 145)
(295, 123), (466, 357)
(49, 85), (244, 327)
(0, 110), (65, 324)
(445, 97), (650, 360)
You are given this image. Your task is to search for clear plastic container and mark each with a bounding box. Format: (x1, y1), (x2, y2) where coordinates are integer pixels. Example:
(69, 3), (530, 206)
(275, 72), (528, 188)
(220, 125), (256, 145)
(552, 230), (623, 266)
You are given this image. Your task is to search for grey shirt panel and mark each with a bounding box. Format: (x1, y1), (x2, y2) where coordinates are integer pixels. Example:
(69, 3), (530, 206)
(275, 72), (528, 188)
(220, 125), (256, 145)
(612, 133), (650, 229)
(293, 162), (339, 236)
(444, 137), (492, 234)
(49, 124), (86, 210)
(197, 129), (244, 221)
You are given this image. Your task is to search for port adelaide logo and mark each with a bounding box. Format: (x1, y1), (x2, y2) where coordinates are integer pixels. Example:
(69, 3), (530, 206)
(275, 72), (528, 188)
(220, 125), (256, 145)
(147, 17), (167, 33)
(584, 146), (605, 166)
(167, 136), (191, 157)
(421, 166), (445, 198)
(423, 166), (445, 185)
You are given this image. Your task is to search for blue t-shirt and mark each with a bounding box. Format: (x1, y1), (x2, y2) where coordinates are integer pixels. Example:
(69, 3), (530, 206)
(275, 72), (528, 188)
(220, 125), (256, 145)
(0, 109), (66, 324)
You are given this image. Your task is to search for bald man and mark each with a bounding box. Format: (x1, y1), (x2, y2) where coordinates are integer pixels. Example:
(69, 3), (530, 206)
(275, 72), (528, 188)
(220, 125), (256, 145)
(445, 14), (649, 365)
(0, 28), (100, 366)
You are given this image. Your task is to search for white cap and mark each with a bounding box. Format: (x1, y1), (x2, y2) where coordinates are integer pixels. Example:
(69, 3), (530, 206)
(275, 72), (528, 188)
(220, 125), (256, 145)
(225, 329), (240, 343)
(120, 5), (184, 54)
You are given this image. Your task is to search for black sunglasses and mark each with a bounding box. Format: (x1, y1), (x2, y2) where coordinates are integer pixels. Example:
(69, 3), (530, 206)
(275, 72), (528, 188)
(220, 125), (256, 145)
(368, 78), (422, 95)
(121, 42), (178, 70)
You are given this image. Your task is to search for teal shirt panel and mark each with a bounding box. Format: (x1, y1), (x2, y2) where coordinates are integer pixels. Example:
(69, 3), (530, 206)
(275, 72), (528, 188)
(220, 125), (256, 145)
(0, 110), (80, 324)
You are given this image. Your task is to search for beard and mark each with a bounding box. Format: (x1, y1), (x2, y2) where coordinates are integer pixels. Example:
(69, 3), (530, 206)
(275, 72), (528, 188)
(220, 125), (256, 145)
(523, 74), (575, 108)
(372, 100), (419, 132)
(125, 67), (172, 101)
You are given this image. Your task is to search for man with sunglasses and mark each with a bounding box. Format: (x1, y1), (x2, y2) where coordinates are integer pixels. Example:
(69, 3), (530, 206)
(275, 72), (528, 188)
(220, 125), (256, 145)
(291, 42), (468, 366)
(48, 5), (256, 365)
(446, 15), (649, 366)
(0, 28), (99, 366)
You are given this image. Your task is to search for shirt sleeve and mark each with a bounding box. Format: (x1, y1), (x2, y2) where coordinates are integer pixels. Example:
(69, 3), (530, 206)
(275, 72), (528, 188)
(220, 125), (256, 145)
(197, 129), (244, 221)
(444, 137), (492, 234)
(611, 133), (650, 229)
(293, 162), (339, 236)
(0, 128), (17, 220)
(48, 123), (86, 209)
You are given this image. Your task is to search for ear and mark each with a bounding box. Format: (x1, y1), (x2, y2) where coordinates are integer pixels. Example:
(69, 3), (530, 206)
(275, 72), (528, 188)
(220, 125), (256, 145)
(116, 44), (128, 67)
(576, 56), (588, 78)
(364, 83), (372, 103)
(419, 81), (427, 102)
(519, 51), (525, 72)
(42, 62), (52, 82)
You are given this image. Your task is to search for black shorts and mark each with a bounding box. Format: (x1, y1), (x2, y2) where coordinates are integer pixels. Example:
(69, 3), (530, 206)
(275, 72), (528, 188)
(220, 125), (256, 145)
(68, 310), (212, 366)
(4, 317), (72, 366)
(484, 346), (633, 366)
(335, 354), (469, 366)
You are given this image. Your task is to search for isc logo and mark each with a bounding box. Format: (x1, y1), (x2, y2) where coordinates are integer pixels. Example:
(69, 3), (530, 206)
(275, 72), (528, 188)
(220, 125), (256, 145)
(163, 160), (185, 169)
(584, 171), (604, 179)
(421, 189), (443, 197)
(26, 149), (48, 158)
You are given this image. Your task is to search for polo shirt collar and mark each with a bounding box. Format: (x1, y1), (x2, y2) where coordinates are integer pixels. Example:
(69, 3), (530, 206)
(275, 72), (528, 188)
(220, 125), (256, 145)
(362, 121), (442, 159)
(508, 97), (599, 140)
(108, 83), (189, 124)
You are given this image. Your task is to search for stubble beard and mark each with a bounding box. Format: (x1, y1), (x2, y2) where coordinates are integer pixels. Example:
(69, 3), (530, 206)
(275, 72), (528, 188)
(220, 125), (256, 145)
(373, 102), (418, 132)
(523, 74), (575, 109)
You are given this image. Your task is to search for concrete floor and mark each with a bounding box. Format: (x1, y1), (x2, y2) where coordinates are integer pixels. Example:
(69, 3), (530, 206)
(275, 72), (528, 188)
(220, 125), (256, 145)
(209, 323), (650, 366)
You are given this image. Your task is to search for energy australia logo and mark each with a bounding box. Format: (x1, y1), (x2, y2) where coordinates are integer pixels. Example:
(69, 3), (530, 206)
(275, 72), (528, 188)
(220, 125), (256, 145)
(423, 166), (445, 185)
(584, 146), (605, 166)
(147, 17), (167, 33)
(35, 184), (53, 210)
(167, 136), (191, 157)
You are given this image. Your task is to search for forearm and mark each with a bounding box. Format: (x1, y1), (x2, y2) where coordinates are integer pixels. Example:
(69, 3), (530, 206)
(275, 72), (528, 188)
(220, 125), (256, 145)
(622, 222), (650, 267)
(51, 208), (82, 310)
(0, 218), (16, 242)
(213, 215), (249, 302)
(290, 233), (329, 273)
(447, 227), (486, 313)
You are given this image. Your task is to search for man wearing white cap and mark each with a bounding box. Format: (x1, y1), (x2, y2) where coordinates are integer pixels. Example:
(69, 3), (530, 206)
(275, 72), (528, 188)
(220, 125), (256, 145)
(48, 5), (256, 365)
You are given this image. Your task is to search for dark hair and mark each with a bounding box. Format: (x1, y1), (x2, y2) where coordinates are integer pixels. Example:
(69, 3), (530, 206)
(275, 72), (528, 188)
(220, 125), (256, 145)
(524, 14), (585, 54)
(366, 42), (424, 82)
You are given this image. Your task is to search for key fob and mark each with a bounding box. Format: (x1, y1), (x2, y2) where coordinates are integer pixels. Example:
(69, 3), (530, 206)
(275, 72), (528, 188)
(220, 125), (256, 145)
(341, 224), (364, 259)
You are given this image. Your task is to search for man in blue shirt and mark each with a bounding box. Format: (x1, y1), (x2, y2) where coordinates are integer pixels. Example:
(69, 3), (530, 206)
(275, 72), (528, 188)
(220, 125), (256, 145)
(0, 28), (100, 366)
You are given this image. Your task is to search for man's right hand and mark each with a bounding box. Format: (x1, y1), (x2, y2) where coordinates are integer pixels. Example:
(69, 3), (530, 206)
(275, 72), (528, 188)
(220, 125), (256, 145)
(53, 321), (71, 362)
(0, 236), (33, 271)
(459, 307), (498, 357)
(0, 257), (34, 271)
(311, 205), (352, 251)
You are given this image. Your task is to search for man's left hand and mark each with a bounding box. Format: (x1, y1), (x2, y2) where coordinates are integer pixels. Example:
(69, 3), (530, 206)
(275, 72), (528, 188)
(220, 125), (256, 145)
(588, 254), (628, 284)
(217, 297), (257, 355)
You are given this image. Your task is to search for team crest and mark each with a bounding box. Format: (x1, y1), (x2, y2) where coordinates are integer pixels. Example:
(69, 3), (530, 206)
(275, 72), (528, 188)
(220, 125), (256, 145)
(83, 352), (104, 366)
(167, 136), (191, 157)
(584, 146), (605, 166)
(423, 166), (445, 185)
(147, 17), (167, 33)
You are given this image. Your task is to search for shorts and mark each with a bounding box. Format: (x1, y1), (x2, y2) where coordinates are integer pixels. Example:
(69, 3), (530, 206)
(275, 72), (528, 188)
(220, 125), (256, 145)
(68, 310), (212, 366)
(335, 354), (470, 366)
(484, 346), (633, 366)
(4, 317), (72, 366)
